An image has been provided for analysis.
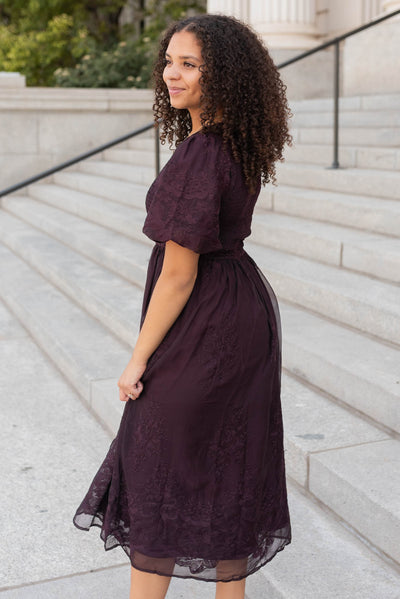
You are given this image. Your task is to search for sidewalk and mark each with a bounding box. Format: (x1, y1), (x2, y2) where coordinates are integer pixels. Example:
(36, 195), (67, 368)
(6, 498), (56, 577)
(0, 300), (221, 598)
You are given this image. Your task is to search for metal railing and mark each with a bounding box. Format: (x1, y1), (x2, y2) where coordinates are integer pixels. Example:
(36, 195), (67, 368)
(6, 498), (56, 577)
(276, 7), (400, 169)
(0, 7), (399, 198)
(0, 121), (157, 198)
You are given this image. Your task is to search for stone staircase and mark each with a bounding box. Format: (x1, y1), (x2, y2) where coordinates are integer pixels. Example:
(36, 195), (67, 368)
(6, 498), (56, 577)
(1, 92), (399, 598)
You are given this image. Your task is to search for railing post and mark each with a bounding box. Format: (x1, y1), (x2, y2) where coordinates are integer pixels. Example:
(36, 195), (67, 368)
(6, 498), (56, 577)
(331, 40), (340, 169)
(155, 125), (160, 177)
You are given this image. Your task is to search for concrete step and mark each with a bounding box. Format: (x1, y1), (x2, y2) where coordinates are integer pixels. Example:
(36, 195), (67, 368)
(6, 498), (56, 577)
(280, 302), (400, 435)
(104, 145), (172, 169)
(291, 110), (400, 128)
(6, 188), (399, 343)
(2, 200), (398, 437)
(288, 92), (400, 113)
(0, 210), (143, 346)
(53, 170), (149, 210)
(0, 243), (129, 431)
(247, 481), (400, 599)
(246, 240), (400, 345)
(0, 301), (127, 591)
(0, 272), (398, 599)
(283, 143), (400, 171)
(265, 184), (400, 236)
(122, 138), (400, 172)
(293, 126), (400, 147)
(78, 157), (154, 185)
(275, 162), (400, 200)
(81, 154), (400, 202)
(1, 195), (149, 287)
(46, 172), (400, 283)
(24, 183), (151, 245)
(0, 207), (387, 472)
(250, 210), (400, 283)
(281, 375), (389, 488)
(309, 438), (400, 566)
(1, 228), (399, 569)
(283, 376), (400, 567)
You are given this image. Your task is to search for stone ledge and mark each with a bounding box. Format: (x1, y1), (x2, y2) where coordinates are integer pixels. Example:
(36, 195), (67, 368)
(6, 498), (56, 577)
(0, 86), (154, 111)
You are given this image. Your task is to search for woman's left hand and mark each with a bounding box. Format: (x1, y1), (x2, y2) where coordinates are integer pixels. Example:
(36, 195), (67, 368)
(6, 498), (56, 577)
(117, 357), (147, 402)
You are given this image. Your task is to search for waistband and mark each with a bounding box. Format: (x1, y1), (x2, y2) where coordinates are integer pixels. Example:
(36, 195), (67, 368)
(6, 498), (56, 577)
(201, 247), (245, 260)
(155, 241), (245, 260)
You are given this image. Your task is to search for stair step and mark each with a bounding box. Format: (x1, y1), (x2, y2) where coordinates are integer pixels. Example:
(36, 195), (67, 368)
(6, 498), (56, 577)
(289, 92), (400, 113)
(25, 183), (150, 244)
(294, 126), (400, 147)
(2, 200), (398, 436)
(78, 158), (154, 185)
(247, 240), (400, 345)
(103, 146), (172, 169)
(0, 302), (127, 590)
(1, 221), (399, 567)
(122, 138), (400, 172)
(26, 173), (400, 283)
(53, 170), (149, 210)
(7, 187), (399, 343)
(291, 110), (400, 128)
(275, 162), (400, 200)
(280, 302), (400, 434)
(0, 210), (143, 346)
(266, 184), (400, 236)
(80, 155), (400, 203)
(250, 211), (400, 283)
(284, 143), (400, 171)
(1, 195), (149, 286)
(310, 439), (400, 565)
(281, 375), (389, 487)
(0, 244), (130, 412)
(247, 481), (400, 599)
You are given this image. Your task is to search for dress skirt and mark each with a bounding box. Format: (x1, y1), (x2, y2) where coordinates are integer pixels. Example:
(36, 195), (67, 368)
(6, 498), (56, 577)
(73, 241), (292, 583)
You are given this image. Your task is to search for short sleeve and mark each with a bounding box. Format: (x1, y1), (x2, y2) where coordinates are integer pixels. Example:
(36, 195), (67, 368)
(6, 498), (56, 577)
(142, 132), (227, 254)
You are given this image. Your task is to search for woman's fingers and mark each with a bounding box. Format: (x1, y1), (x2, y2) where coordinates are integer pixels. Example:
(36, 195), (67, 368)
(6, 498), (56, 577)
(119, 382), (144, 401)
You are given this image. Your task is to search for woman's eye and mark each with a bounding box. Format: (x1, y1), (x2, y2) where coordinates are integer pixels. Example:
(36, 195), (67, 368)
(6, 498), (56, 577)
(184, 62), (195, 68)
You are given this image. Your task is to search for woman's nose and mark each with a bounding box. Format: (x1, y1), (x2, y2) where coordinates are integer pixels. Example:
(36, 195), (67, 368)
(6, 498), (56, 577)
(166, 64), (181, 80)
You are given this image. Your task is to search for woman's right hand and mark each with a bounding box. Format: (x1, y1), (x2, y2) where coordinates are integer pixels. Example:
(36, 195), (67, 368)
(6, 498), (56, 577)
(117, 357), (147, 401)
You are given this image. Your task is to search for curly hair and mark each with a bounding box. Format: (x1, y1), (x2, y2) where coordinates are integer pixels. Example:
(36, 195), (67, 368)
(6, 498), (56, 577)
(151, 13), (292, 193)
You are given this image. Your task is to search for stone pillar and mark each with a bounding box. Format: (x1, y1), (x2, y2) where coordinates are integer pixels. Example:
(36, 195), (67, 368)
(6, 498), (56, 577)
(250, 0), (319, 49)
(343, 0), (400, 95)
(382, 0), (400, 13)
(207, 0), (249, 21)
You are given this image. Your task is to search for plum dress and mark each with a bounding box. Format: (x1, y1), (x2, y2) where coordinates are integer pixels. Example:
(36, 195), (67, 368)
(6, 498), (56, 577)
(73, 128), (292, 583)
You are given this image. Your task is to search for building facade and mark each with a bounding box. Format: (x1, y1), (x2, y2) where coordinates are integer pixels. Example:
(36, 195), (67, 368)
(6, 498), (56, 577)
(207, 0), (400, 97)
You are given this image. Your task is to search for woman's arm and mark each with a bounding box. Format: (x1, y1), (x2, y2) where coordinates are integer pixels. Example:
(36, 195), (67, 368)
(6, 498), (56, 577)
(118, 240), (199, 401)
(132, 244), (199, 364)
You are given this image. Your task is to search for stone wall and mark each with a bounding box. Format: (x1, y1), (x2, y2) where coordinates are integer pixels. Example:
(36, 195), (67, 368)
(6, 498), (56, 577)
(0, 85), (154, 190)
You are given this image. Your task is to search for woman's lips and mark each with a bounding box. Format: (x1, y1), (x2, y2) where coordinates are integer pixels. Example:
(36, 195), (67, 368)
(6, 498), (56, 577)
(169, 88), (184, 95)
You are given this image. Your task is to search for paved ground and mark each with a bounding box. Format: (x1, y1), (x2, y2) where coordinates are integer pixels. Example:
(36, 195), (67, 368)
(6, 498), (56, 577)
(0, 300), (223, 598)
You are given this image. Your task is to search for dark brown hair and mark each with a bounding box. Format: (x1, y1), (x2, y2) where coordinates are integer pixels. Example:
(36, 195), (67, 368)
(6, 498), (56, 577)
(151, 13), (292, 193)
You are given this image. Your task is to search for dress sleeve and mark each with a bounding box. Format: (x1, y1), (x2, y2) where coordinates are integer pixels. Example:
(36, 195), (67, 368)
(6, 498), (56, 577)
(142, 132), (227, 254)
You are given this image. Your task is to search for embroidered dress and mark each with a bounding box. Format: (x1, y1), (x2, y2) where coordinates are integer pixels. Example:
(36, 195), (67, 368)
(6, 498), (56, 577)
(73, 129), (291, 582)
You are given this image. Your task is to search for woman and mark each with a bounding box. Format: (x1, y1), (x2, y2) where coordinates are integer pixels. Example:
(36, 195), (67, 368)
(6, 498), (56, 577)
(73, 13), (292, 599)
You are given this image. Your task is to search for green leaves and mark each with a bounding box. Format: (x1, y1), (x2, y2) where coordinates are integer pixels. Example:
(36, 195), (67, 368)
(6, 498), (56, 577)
(0, 0), (206, 87)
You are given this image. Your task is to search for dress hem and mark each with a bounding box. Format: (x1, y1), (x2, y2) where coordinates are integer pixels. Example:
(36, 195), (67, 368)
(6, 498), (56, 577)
(72, 514), (291, 583)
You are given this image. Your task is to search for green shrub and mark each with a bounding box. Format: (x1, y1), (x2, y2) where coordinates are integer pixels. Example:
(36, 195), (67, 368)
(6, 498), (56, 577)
(54, 34), (156, 88)
(0, 14), (94, 86)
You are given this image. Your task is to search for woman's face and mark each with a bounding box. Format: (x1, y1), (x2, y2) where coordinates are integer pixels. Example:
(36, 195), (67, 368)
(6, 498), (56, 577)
(163, 30), (204, 113)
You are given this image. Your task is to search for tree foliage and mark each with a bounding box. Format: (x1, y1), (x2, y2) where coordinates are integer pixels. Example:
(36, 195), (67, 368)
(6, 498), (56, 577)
(0, 0), (206, 87)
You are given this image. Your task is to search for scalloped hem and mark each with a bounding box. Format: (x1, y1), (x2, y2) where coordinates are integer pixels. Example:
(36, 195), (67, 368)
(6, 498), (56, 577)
(73, 512), (291, 584)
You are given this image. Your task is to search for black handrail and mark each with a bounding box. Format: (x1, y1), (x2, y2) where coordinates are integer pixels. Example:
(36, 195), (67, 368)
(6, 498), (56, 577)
(0, 121), (157, 198)
(0, 7), (399, 198)
(276, 7), (400, 169)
